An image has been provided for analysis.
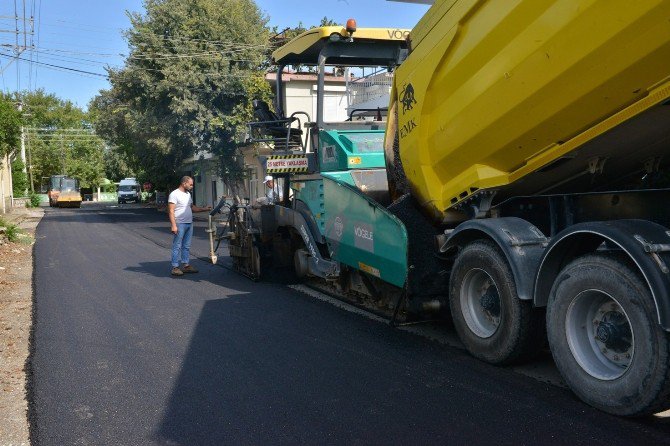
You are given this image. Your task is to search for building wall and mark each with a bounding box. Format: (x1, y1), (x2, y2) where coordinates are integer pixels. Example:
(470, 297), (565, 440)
(180, 153), (226, 207)
(0, 154), (13, 214)
(188, 159), (256, 207)
(284, 82), (314, 123)
(283, 80), (348, 124)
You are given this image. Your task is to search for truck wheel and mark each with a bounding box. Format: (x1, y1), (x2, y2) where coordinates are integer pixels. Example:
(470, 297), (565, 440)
(547, 254), (670, 416)
(449, 240), (541, 365)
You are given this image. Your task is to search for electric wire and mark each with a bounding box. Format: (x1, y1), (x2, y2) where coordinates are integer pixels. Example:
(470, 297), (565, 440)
(2, 46), (267, 82)
(0, 51), (108, 78)
(0, 9), (273, 95)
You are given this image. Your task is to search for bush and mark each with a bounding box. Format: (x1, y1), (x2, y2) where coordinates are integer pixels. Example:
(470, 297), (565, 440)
(102, 183), (117, 193)
(11, 159), (28, 197)
(5, 224), (20, 242)
(0, 217), (21, 242)
(141, 191), (154, 202)
(27, 192), (41, 208)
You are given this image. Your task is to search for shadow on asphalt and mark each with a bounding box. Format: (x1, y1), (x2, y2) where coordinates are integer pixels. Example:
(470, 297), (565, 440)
(124, 261), (220, 283)
(149, 293), (670, 445)
(150, 295), (469, 445)
(153, 298), (261, 444)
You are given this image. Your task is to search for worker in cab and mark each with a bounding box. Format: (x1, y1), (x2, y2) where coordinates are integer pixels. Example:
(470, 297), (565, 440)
(258, 175), (282, 205)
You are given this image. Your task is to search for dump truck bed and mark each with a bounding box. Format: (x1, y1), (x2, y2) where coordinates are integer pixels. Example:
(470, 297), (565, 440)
(394, 0), (670, 220)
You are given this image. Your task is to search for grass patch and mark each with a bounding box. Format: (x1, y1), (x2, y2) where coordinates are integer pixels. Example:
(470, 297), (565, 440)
(0, 217), (30, 243)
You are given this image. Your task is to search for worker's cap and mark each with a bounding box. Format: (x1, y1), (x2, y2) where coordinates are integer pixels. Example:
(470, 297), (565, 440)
(264, 175), (273, 182)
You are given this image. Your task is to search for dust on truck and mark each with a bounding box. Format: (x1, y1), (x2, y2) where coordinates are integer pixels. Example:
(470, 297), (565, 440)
(213, 0), (670, 416)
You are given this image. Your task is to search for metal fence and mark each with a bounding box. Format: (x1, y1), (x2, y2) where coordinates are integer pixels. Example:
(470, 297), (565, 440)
(347, 71), (394, 107)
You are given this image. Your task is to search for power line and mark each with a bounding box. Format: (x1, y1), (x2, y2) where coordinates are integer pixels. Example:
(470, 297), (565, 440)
(2, 20), (269, 50)
(6, 51), (262, 82)
(26, 133), (102, 136)
(25, 127), (97, 131)
(24, 50), (112, 68)
(0, 10), (273, 92)
(4, 44), (265, 63)
(0, 51), (108, 78)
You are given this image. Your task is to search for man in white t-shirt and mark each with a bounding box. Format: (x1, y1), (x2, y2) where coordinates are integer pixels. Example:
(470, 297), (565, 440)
(168, 176), (211, 276)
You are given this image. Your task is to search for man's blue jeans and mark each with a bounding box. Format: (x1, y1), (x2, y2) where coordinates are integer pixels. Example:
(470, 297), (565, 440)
(171, 223), (193, 267)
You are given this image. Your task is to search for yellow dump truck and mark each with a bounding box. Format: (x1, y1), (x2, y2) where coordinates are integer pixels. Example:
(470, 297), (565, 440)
(214, 0), (670, 416)
(384, 0), (670, 416)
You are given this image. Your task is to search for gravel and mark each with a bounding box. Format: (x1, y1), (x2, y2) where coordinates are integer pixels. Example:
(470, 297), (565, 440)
(387, 194), (449, 310)
(0, 207), (43, 446)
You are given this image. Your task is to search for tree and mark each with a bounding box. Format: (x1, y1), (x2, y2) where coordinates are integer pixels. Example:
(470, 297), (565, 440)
(11, 159), (28, 196)
(93, 0), (272, 194)
(0, 94), (21, 167)
(65, 139), (106, 188)
(21, 90), (106, 190)
(103, 147), (137, 183)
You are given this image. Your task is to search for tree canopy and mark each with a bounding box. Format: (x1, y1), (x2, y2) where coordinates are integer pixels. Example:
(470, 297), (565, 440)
(21, 90), (106, 190)
(93, 0), (272, 191)
(0, 94), (22, 165)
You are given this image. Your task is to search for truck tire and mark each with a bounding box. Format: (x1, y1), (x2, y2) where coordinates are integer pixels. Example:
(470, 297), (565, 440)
(547, 254), (670, 416)
(449, 240), (541, 365)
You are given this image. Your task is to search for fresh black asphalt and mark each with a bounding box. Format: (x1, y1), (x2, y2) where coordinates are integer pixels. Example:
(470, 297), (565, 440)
(29, 203), (670, 445)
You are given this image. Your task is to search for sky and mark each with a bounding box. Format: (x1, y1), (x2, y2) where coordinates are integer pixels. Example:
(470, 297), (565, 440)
(0, 0), (430, 109)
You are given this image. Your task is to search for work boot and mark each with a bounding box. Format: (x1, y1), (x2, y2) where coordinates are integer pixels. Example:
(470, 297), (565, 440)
(181, 264), (198, 274)
(171, 267), (184, 276)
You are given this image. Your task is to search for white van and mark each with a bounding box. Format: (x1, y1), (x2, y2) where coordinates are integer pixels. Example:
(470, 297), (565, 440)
(118, 178), (141, 204)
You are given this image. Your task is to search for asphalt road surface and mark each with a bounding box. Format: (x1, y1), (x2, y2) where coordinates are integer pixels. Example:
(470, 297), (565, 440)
(29, 203), (670, 445)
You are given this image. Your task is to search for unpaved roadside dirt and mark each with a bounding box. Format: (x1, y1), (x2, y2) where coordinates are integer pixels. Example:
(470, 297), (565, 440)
(0, 207), (43, 446)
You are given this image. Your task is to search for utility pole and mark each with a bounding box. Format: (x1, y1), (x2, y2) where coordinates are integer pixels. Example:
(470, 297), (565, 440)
(0, 10), (35, 80)
(17, 103), (26, 173)
(7, 153), (13, 209)
(20, 126), (25, 170)
(26, 131), (33, 193)
(60, 133), (65, 175)
(0, 154), (5, 214)
(18, 103), (35, 193)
